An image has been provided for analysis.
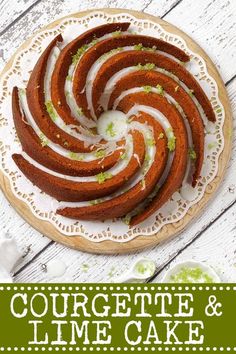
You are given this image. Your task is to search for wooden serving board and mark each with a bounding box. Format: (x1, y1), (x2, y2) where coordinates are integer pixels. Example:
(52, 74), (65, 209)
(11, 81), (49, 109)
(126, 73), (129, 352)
(0, 8), (232, 254)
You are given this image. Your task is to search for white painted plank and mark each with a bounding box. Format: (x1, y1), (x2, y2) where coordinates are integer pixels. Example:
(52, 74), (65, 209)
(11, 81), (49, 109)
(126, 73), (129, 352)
(0, 0), (176, 71)
(145, 0), (236, 83)
(14, 76), (236, 283)
(0, 0), (38, 33)
(152, 204), (236, 283)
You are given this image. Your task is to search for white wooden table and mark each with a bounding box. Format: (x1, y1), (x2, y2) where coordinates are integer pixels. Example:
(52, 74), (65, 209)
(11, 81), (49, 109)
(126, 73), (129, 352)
(0, 0), (236, 283)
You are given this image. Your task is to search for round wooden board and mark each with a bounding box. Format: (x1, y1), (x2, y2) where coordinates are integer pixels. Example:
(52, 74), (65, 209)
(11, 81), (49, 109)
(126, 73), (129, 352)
(0, 8), (232, 254)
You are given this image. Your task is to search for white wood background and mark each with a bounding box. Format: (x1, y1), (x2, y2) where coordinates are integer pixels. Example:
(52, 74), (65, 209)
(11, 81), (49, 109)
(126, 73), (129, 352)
(0, 0), (236, 283)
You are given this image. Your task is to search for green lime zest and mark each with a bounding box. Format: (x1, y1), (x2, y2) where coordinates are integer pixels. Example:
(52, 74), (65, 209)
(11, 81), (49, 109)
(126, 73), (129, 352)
(167, 132), (176, 152)
(141, 179), (146, 189)
(188, 147), (197, 160)
(208, 142), (217, 150)
(120, 152), (128, 160)
(45, 101), (57, 121)
(188, 89), (194, 97)
(72, 44), (89, 64)
(143, 85), (152, 94)
(68, 152), (84, 160)
(156, 84), (164, 95)
(95, 150), (106, 158)
(106, 122), (116, 137)
(39, 133), (49, 147)
(146, 138), (156, 146)
(96, 172), (113, 184)
(170, 267), (214, 283)
(134, 43), (144, 50)
(89, 199), (102, 205)
(66, 75), (73, 81)
(136, 63), (156, 70)
(77, 108), (83, 116)
(122, 215), (131, 225)
(112, 30), (122, 37)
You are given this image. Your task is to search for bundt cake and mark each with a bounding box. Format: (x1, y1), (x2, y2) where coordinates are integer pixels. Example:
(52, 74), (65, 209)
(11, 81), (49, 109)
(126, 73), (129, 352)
(12, 22), (215, 226)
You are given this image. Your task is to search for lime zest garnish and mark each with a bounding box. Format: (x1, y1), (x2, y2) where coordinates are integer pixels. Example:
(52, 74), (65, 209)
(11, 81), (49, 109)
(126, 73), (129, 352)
(96, 172), (113, 184)
(188, 147), (197, 160)
(136, 63), (156, 70)
(134, 43), (144, 50)
(95, 150), (106, 158)
(39, 133), (49, 147)
(146, 138), (156, 146)
(112, 30), (122, 37)
(66, 75), (73, 81)
(143, 85), (152, 94)
(45, 101), (57, 121)
(106, 122), (116, 137)
(68, 152), (84, 160)
(120, 152), (128, 160)
(72, 44), (89, 64)
(89, 199), (102, 206)
(188, 89), (194, 97)
(156, 84), (164, 95)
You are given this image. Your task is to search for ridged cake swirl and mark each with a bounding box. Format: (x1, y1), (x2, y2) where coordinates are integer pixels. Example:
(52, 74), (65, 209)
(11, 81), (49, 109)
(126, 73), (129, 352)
(12, 22), (215, 226)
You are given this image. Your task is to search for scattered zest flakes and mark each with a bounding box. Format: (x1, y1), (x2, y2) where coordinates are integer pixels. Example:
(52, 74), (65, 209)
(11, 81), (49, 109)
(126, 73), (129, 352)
(134, 43), (144, 50)
(175, 85), (179, 92)
(122, 215), (131, 225)
(208, 142), (217, 150)
(188, 147), (197, 160)
(146, 138), (156, 146)
(100, 47), (123, 61)
(143, 85), (152, 94)
(81, 263), (90, 272)
(72, 44), (89, 64)
(156, 84), (164, 95)
(136, 63), (155, 70)
(167, 131), (176, 152)
(66, 75), (73, 81)
(68, 152), (84, 160)
(112, 30), (122, 37)
(95, 150), (106, 158)
(39, 133), (48, 147)
(120, 152), (128, 160)
(106, 122), (116, 137)
(96, 172), (113, 184)
(77, 108), (83, 116)
(89, 199), (101, 206)
(45, 101), (57, 121)
(19, 88), (26, 96)
(158, 132), (164, 140)
(188, 89), (194, 97)
(141, 179), (146, 189)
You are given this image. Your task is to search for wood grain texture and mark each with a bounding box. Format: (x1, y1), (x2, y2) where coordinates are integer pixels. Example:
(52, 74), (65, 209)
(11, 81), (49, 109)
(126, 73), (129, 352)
(0, 8), (232, 255)
(0, 0), (175, 72)
(146, 0), (236, 83)
(153, 202), (236, 283)
(0, 0), (38, 33)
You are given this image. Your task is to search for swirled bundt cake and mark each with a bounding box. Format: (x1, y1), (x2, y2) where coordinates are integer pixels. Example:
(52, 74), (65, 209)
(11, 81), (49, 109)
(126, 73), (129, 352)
(12, 22), (215, 226)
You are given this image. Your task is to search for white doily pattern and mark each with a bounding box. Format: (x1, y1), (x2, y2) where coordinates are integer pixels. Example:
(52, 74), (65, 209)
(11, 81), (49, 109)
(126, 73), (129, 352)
(0, 11), (224, 242)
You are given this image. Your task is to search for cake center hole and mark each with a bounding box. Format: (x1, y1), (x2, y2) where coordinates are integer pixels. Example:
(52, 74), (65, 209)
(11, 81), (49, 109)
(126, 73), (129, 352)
(97, 110), (128, 141)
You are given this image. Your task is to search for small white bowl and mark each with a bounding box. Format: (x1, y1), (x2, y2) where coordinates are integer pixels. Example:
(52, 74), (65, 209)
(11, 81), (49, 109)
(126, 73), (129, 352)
(161, 260), (221, 283)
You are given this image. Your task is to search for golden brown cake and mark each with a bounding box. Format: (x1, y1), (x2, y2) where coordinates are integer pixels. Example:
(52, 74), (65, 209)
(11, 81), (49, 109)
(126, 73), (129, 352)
(12, 22), (215, 226)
